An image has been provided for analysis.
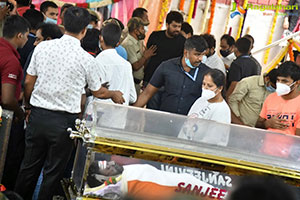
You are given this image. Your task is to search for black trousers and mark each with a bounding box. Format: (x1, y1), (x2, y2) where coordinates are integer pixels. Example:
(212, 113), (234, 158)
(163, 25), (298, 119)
(1, 119), (25, 190)
(14, 107), (78, 200)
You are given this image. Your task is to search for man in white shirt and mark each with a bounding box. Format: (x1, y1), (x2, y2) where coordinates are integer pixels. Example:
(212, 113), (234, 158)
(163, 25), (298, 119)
(15, 7), (124, 200)
(219, 34), (236, 70)
(202, 34), (226, 75)
(89, 23), (137, 129)
(95, 22), (137, 105)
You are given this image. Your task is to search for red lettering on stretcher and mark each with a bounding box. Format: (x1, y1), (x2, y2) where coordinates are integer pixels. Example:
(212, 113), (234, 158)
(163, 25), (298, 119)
(175, 182), (227, 199)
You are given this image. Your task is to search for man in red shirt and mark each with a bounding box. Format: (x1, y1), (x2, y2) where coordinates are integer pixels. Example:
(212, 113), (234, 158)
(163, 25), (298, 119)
(0, 15), (30, 190)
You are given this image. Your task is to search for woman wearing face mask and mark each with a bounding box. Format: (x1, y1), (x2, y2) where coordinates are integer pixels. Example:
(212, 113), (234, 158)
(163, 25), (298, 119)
(188, 69), (231, 124)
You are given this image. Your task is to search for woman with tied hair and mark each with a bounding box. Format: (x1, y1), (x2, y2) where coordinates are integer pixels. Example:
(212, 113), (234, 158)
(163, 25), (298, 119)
(188, 68), (231, 124)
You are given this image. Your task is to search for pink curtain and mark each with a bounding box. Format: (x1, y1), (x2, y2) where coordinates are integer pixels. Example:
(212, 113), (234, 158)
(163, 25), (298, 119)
(111, 0), (139, 27)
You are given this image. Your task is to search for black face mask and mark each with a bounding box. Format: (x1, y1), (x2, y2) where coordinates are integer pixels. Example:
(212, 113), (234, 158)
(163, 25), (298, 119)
(137, 31), (145, 40)
(220, 49), (231, 57)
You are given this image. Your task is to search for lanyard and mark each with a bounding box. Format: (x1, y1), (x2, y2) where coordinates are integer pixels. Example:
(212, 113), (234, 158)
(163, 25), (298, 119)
(181, 67), (199, 82)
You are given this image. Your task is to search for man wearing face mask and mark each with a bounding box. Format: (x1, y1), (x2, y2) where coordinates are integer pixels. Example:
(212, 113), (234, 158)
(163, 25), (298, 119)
(134, 35), (209, 116)
(121, 17), (157, 96)
(226, 38), (260, 100)
(120, 7), (149, 43)
(40, 1), (58, 24)
(229, 68), (277, 127)
(219, 34), (236, 70)
(201, 34), (226, 76)
(256, 61), (300, 136)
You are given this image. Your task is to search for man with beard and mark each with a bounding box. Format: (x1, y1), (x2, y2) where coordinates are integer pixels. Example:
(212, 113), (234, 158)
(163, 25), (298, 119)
(121, 17), (157, 95)
(219, 34), (235, 70)
(143, 11), (186, 110)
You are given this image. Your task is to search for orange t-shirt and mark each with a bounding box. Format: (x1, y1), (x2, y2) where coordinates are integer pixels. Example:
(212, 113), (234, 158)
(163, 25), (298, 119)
(260, 93), (300, 135)
(260, 93), (300, 157)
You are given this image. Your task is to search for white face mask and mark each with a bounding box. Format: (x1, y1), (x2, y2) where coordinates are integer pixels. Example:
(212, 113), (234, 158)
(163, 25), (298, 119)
(276, 82), (296, 96)
(144, 26), (149, 33)
(201, 88), (217, 100)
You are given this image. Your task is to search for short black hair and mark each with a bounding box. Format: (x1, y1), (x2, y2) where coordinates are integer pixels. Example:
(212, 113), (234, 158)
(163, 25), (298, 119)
(266, 68), (277, 85)
(166, 11), (183, 24)
(221, 34), (235, 47)
(235, 38), (251, 54)
(40, 1), (58, 14)
(87, 161), (124, 188)
(64, 7), (90, 34)
(81, 28), (101, 53)
(228, 176), (297, 200)
(90, 14), (98, 23)
(204, 69), (225, 88)
(101, 23), (121, 48)
(23, 9), (44, 30)
(201, 34), (216, 49)
(181, 22), (193, 35)
(184, 35), (208, 53)
(277, 61), (300, 82)
(132, 7), (147, 18)
(243, 34), (254, 45)
(37, 23), (63, 40)
(16, 0), (31, 6)
(60, 3), (73, 16)
(3, 15), (30, 39)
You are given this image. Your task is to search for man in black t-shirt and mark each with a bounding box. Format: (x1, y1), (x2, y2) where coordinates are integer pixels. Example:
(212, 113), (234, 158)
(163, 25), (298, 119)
(226, 38), (259, 100)
(144, 11), (186, 83)
(143, 11), (186, 109)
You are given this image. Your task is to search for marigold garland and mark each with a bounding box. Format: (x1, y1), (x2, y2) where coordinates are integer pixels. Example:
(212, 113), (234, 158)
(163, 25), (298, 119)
(235, 0), (248, 39)
(263, 0), (282, 64)
(157, 0), (171, 30)
(200, 0), (210, 33)
(207, 0), (216, 34)
(288, 42), (295, 62)
(187, 0), (195, 24)
(179, 0), (185, 11)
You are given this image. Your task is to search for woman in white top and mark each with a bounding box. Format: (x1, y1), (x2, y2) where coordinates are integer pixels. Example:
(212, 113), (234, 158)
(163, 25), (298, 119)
(188, 69), (231, 124)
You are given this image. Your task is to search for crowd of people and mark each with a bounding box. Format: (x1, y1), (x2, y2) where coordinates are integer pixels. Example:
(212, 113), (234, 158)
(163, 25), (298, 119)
(0, 0), (300, 199)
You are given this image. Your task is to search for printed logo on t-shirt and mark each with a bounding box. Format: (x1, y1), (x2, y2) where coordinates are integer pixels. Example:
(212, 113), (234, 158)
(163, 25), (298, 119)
(8, 73), (17, 80)
(267, 113), (296, 127)
(198, 106), (211, 117)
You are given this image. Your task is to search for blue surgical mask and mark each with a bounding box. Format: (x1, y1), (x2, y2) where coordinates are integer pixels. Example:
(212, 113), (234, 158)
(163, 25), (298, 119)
(265, 85), (276, 93)
(202, 55), (207, 63)
(44, 17), (57, 24)
(185, 57), (196, 69)
(87, 24), (93, 29)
